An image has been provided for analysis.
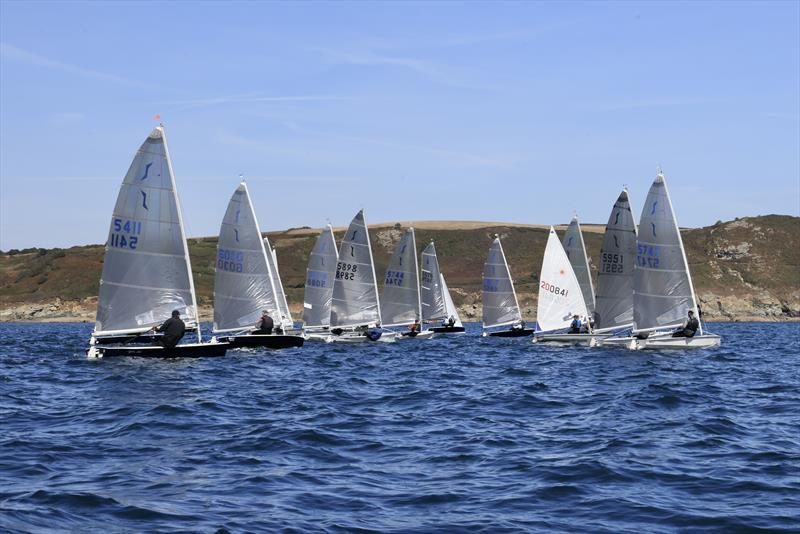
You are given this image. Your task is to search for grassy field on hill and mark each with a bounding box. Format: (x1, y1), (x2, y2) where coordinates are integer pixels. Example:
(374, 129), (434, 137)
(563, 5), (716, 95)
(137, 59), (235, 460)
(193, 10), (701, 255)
(1, 215), (798, 322)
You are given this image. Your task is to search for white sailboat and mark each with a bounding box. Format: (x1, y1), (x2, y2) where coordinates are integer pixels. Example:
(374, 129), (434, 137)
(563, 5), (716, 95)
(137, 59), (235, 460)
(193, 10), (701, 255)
(381, 228), (433, 339)
(601, 172), (720, 350)
(212, 180), (303, 349)
(88, 126), (227, 358)
(593, 188), (637, 335)
(533, 227), (597, 344)
(482, 235), (532, 337)
(562, 215), (596, 318)
(302, 225), (338, 341)
(264, 237), (294, 331)
(420, 241), (464, 333)
(329, 210), (394, 343)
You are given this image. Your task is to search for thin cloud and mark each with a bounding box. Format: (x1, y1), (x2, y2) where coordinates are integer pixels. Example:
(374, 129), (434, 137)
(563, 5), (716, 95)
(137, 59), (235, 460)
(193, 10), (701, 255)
(153, 93), (351, 110)
(0, 42), (150, 88)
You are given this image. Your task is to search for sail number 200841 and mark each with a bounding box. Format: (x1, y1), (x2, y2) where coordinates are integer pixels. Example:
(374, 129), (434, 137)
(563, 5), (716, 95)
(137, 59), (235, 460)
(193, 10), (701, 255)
(109, 218), (142, 249)
(540, 280), (569, 297)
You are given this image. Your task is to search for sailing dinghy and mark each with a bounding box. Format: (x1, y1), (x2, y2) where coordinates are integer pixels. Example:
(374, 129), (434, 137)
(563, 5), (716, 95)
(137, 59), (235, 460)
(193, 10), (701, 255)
(87, 126), (228, 358)
(421, 241), (465, 333)
(482, 235), (532, 337)
(590, 188), (638, 344)
(301, 225), (338, 342)
(329, 210), (394, 343)
(212, 181), (304, 350)
(533, 227), (599, 344)
(563, 215), (596, 319)
(600, 173), (720, 350)
(381, 228), (434, 339)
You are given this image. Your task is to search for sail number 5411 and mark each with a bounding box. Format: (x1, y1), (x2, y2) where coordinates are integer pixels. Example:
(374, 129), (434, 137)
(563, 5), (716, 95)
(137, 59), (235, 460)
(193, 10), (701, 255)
(110, 218), (141, 249)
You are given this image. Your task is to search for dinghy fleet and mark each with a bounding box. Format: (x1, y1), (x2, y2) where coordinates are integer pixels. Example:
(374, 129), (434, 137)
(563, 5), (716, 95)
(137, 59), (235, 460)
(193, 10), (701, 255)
(87, 126), (720, 357)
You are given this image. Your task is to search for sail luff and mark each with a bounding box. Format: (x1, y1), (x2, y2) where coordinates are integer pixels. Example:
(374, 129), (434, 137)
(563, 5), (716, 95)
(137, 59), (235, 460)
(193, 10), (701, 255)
(161, 127), (201, 343)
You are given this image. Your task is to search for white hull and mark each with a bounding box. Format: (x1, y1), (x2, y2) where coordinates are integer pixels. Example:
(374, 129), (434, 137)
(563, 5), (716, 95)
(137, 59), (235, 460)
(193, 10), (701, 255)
(533, 333), (610, 345)
(329, 331), (397, 344)
(396, 329), (435, 340)
(598, 333), (721, 350)
(303, 330), (334, 343)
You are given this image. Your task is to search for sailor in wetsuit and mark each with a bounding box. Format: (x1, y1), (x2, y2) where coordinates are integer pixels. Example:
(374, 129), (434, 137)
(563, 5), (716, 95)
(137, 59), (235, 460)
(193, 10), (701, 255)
(568, 314), (582, 334)
(255, 311), (274, 334)
(154, 310), (186, 349)
(672, 310), (699, 337)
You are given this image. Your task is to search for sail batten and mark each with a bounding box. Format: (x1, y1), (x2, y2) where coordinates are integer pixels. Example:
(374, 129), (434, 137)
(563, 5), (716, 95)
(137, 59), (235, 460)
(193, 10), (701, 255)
(94, 126), (198, 336)
(633, 173), (699, 333)
(536, 227), (590, 333)
(482, 237), (522, 329)
(213, 182), (280, 332)
(330, 210), (382, 328)
(593, 188), (637, 331)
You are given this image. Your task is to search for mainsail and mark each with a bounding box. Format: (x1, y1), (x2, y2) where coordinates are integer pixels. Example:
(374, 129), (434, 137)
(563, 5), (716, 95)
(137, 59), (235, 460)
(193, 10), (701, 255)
(380, 228), (421, 327)
(594, 189), (637, 332)
(440, 274), (463, 327)
(633, 173), (699, 333)
(302, 225), (338, 329)
(94, 126), (199, 336)
(420, 241), (447, 321)
(536, 227), (590, 333)
(562, 216), (595, 316)
(213, 181), (280, 332)
(482, 236), (522, 328)
(264, 237), (294, 329)
(330, 210), (381, 328)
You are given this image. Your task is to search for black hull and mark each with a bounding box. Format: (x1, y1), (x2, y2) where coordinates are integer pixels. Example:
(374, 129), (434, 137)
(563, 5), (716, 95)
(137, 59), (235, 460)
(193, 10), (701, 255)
(96, 343), (228, 358)
(430, 326), (466, 334)
(487, 328), (534, 338)
(95, 327), (198, 345)
(220, 334), (305, 349)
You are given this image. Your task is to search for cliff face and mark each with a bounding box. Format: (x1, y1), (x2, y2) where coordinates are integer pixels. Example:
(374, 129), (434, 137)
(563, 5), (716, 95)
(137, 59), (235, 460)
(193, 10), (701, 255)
(1, 215), (798, 323)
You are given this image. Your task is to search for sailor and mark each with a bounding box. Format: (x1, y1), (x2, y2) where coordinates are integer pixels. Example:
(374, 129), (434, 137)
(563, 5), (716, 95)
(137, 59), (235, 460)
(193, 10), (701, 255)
(154, 309), (186, 349)
(409, 319), (420, 333)
(672, 310), (699, 338)
(365, 322), (382, 341)
(579, 316), (590, 333)
(568, 314), (582, 334)
(443, 315), (457, 328)
(255, 311), (274, 334)
(512, 320), (526, 331)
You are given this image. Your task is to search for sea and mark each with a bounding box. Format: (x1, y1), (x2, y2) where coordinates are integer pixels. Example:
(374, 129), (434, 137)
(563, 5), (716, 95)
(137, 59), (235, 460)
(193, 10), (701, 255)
(0, 322), (798, 533)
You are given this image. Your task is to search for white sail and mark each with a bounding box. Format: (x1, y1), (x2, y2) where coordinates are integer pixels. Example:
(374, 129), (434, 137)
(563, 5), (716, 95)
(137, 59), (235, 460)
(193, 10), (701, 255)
(264, 237), (294, 329)
(330, 210), (381, 328)
(594, 189), (637, 332)
(94, 126), (199, 336)
(380, 228), (421, 327)
(213, 181), (280, 333)
(420, 241), (447, 321)
(633, 173), (699, 333)
(440, 274), (463, 327)
(302, 225), (338, 329)
(562, 216), (596, 316)
(536, 227), (590, 333)
(482, 236), (522, 329)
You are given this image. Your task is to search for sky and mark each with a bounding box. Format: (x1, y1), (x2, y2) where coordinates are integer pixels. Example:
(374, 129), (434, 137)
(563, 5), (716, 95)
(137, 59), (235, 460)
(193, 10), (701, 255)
(1, 0), (798, 250)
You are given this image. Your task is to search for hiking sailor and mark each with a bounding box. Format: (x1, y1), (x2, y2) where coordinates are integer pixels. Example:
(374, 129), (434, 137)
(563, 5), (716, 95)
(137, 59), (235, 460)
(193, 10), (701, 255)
(255, 310), (274, 335)
(672, 309), (699, 337)
(153, 309), (186, 349)
(568, 314), (582, 334)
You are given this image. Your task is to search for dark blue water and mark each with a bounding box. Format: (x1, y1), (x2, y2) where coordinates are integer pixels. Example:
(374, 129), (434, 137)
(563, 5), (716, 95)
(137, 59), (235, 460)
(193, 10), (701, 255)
(1, 323), (798, 533)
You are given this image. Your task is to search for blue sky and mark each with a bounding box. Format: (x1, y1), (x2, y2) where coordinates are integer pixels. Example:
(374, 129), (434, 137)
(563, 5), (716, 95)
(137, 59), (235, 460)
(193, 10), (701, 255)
(1, 0), (798, 250)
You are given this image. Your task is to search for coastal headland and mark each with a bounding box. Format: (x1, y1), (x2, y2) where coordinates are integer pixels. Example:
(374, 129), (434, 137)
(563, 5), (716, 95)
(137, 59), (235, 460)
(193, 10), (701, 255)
(2, 215), (797, 323)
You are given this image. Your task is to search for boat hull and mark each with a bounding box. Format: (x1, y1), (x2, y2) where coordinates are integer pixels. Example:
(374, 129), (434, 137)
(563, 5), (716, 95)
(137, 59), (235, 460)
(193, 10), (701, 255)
(534, 333), (610, 345)
(483, 328), (534, 338)
(94, 327), (198, 345)
(430, 326), (466, 334)
(90, 342), (229, 358)
(218, 334), (305, 349)
(598, 333), (721, 350)
(398, 330), (435, 340)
